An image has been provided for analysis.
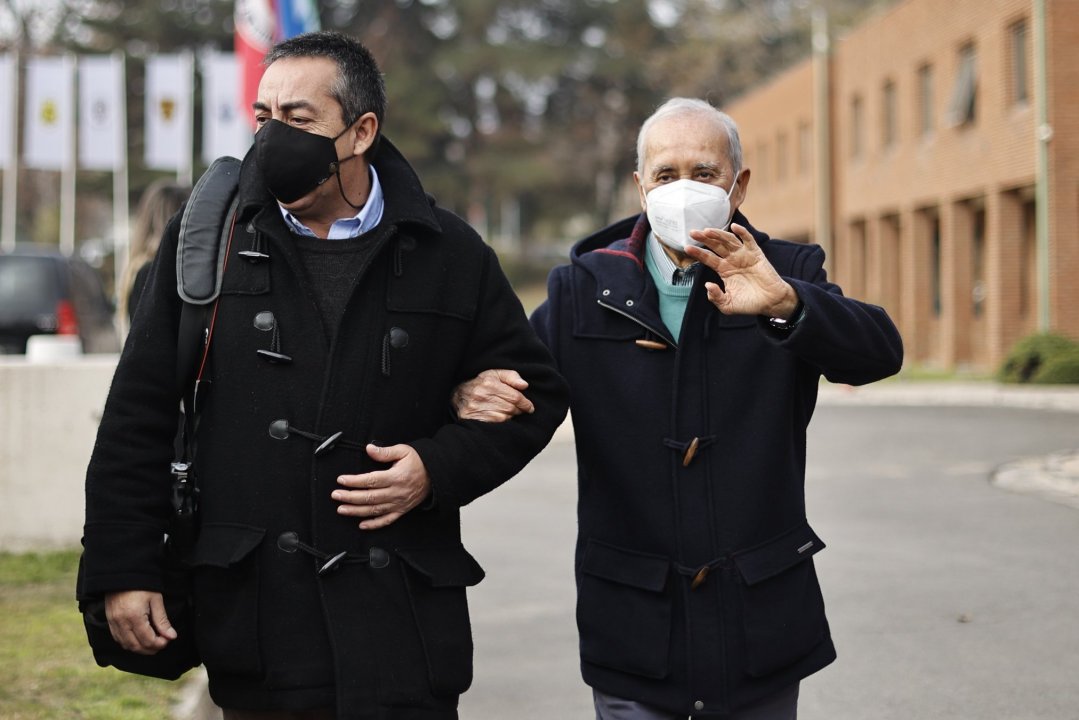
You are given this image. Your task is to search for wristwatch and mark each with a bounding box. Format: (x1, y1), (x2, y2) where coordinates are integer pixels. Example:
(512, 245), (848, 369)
(766, 302), (805, 331)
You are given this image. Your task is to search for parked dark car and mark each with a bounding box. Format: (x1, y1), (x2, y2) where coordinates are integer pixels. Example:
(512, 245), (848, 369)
(0, 245), (119, 354)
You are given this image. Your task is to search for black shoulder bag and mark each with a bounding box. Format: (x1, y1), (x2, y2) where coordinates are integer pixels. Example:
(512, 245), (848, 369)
(76, 157), (241, 680)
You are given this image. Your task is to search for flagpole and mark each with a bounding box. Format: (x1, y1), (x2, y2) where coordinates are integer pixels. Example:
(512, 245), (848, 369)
(1, 52), (18, 253)
(112, 50), (129, 309)
(178, 49), (194, 186)
(60, 52), (76, 256)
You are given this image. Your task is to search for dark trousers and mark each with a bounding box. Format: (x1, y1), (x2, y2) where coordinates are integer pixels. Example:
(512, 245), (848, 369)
(593, 683), (799, 720)
(222, 710), (334, 720)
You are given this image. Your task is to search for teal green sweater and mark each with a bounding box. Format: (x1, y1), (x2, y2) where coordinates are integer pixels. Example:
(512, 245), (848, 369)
(644, 240), (694, 342)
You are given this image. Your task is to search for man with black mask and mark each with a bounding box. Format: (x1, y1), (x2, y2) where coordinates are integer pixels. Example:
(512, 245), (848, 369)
(81, 31), (568, 719)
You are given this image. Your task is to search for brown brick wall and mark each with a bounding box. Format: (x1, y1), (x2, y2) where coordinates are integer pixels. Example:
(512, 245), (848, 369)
(727, 61), (817, 243)
(723, 0), (1078, 372)
(1047, 0), (1079, 339)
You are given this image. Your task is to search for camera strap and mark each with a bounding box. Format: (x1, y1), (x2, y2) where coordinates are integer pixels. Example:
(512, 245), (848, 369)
(170, 156), (242, 534)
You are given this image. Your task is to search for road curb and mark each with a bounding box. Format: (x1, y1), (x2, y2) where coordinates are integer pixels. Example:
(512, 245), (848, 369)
(816, 381), (1079, 413)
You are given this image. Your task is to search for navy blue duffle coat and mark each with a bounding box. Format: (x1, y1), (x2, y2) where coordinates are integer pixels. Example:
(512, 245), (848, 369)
(530, 212), (903, 717)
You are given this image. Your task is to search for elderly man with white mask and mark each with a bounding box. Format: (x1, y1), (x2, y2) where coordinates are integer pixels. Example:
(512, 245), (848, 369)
(455, 97), (903, 719)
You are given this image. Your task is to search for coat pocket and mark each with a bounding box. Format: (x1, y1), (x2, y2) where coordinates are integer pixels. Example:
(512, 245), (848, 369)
(732, 523), (827, 677)
(189, 523), (265, 677)
(577, 540), (672, 679)
(219, 251), (270, 296)
(397, 546), (485, 698)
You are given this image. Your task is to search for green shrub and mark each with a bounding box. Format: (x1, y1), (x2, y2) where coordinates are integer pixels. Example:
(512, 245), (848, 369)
(997, 332), (1079, 383)
(1031, 347), (1079, 384)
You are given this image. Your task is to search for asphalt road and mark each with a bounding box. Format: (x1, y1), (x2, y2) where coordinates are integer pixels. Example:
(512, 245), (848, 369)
(457, 404), (1079, 719)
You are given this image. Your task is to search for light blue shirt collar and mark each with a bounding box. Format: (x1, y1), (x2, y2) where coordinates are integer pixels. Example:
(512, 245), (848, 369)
(646, 231), (698, 287)
(278, 165), (385, 240)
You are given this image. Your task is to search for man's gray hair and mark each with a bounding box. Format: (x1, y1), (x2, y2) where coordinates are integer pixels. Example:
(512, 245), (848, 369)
(636, 98), (743, 176)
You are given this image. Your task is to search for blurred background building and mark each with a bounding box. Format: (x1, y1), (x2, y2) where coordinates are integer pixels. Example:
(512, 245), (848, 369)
(727, 0), (1078, 372)
(1, 0), (1076, 373)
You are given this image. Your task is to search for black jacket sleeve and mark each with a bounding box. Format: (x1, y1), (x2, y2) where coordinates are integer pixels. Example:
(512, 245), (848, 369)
(409, 246), (569, 508)
(81, 215), (186, 597)
(758, 243), (904, 386)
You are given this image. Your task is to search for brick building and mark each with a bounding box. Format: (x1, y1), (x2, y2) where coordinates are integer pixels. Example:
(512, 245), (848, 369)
(725, 0), (1079, 372)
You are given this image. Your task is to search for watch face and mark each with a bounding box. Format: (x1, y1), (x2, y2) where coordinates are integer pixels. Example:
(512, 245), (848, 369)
(768, 302), (805, 331)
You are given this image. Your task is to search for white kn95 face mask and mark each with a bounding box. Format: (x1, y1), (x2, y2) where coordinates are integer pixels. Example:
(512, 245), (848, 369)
(645, 178), (737, 252)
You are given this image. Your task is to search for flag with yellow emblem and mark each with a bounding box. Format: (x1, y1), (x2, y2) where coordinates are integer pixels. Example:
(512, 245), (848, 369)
(23, 56), (75, 171)
(144, 53), (193, 171)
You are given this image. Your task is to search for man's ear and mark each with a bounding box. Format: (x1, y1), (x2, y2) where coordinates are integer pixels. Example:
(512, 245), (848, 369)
(731, 167), (751, 211)
(349, 112), (379, 157)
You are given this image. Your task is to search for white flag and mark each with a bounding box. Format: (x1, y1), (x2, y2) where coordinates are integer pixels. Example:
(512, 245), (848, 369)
(24, 56), (75, 171)
(79, 54), (126, 171)
(0, 55), (15, 167)
(201, 52), (251, 163)
(144, 53), (193, 171)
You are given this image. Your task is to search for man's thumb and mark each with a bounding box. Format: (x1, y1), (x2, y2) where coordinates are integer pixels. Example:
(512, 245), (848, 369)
(494, 369), (528, 390)
(149, 595), (178, 640)
(367, 443), (408, 462)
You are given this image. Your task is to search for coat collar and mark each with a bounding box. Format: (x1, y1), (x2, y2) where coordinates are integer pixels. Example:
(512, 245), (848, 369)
(235, 135), (441, 237)
(569, 210), (769, 345)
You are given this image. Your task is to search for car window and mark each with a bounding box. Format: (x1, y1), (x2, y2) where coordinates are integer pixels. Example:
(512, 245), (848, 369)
(0, 256), (61, 316)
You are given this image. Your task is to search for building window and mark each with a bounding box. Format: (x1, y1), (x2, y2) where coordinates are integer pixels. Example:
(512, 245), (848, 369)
(850, 94), (864, 158)
(948, 43), (977, 127)
(930, 215), (942, 316)
(776, 131), (788, 182)
(1020, 197), (1036, 319)
(849, 219), (867, 299)
(882, 79), (897, 148)
(1011, 19), (1029, 105)
(918, 64), (933, 136)
(880, 214), (901, 314)
(971, 202), (986, 317)
(797, 120), (811, 175)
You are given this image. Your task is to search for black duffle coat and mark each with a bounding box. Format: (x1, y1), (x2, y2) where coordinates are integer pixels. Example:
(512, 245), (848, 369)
(82, 140), (569, 718)
(530, 213), (903, 717)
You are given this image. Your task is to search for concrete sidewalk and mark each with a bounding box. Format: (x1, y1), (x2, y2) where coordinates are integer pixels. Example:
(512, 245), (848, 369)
(816, 378), (1079, 413)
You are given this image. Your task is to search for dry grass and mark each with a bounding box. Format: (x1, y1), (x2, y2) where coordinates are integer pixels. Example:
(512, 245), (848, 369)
(0, 551), (190, 719)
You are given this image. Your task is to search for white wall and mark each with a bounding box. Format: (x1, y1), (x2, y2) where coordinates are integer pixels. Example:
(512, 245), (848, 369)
(0, 356), (117, 551)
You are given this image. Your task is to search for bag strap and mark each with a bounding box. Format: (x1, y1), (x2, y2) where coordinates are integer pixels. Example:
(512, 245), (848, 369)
(176, 156), (242, 306)
(169, 157), (242, 531)
(177, 198), (240, 463)
(174, 155), (242, 403)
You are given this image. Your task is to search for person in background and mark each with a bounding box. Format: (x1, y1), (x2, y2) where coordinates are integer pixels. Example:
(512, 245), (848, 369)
(116, 179), (190, 325)
(455, 97), (903, 719)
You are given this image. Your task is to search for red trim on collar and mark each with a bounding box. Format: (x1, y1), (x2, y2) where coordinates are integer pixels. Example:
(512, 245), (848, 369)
(595, 215), (649, 269)
(626, 215), (649, 258)
(593, 248), (644, 269)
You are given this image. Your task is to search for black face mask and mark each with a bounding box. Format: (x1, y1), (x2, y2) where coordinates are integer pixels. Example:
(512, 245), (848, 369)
(254, 119), (357, 203)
